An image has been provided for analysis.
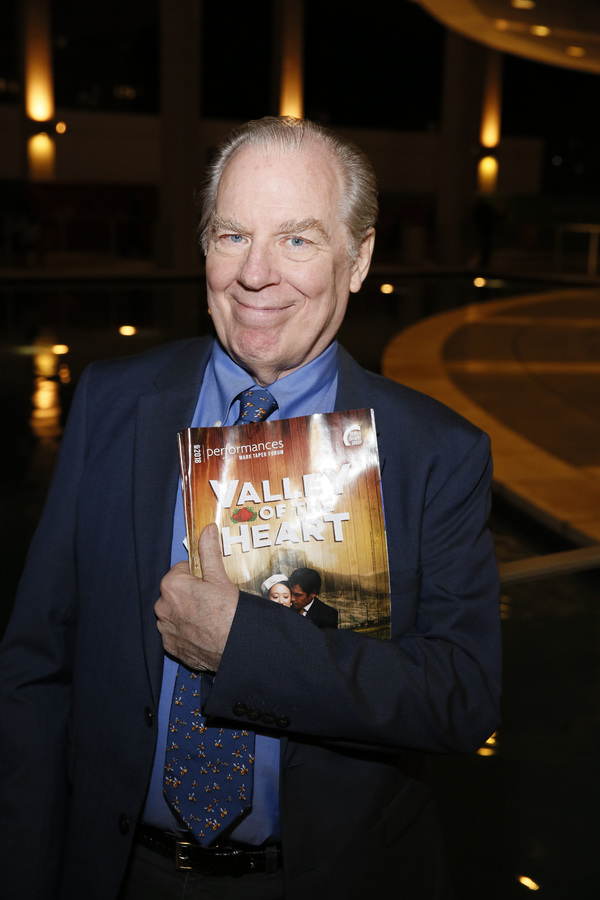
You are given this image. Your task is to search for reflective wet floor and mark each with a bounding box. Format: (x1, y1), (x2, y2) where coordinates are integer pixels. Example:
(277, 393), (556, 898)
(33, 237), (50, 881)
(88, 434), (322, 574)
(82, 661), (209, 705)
(384, 288), (600, 546)
(381, 278), (600, 897)
(1, 271), (598, 898)
(434, 497), (600, 899)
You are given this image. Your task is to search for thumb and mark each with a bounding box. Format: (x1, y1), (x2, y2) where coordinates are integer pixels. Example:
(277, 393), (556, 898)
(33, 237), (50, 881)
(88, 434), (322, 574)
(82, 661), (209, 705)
(197, 522), (229, 584)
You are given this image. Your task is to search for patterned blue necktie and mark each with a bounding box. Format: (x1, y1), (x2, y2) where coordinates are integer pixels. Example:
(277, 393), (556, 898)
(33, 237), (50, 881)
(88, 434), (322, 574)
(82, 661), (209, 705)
(164, 386), (278, 846)
(234, 386), (278, 423)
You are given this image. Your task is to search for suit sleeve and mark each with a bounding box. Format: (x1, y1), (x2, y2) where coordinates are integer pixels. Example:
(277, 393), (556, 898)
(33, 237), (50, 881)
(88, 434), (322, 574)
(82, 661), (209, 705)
(0, 366), (93, 899)
(204, 427), (501, 755)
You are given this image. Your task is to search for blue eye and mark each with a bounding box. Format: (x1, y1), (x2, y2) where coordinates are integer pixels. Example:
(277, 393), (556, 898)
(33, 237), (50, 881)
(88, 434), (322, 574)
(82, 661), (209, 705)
(229, 234), (244, 243)
(289, 237), (305, 247)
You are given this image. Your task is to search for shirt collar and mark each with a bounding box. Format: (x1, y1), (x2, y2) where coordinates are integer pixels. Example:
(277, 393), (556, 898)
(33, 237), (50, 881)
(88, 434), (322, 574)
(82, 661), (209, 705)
(210, 339), (339, 424)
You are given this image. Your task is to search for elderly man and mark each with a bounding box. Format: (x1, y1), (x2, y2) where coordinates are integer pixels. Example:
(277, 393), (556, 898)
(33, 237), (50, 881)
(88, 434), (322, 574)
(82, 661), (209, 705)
(0, 117), (501, 900)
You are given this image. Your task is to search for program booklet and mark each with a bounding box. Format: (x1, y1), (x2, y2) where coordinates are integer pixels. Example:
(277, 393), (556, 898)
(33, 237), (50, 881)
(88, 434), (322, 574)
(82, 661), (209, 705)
(178, 408), (390, 638)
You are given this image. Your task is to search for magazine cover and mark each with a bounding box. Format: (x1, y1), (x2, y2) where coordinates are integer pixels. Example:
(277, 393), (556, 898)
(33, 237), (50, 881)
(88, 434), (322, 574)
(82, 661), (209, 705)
(178, 408), (390, 638)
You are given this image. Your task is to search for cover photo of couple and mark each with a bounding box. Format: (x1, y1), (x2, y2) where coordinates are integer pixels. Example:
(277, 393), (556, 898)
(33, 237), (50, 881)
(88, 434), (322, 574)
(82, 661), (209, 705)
(259, 568), (339, 629)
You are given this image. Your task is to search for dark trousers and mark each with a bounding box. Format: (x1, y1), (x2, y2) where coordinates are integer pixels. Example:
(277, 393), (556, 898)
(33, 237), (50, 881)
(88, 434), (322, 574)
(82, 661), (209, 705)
(118, 843), (285, 900)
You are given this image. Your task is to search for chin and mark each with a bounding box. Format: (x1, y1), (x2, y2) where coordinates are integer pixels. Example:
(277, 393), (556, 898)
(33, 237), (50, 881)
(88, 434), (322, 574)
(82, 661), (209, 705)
(233, 331), (292, 369)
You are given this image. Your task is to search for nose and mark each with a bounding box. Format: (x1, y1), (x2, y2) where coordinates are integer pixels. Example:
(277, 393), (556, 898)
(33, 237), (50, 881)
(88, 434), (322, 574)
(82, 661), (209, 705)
(238, 240), (281, 291)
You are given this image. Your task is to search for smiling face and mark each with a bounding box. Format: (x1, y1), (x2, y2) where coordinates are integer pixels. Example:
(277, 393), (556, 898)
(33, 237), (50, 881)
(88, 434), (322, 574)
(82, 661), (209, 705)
(205, 142), (374, 386)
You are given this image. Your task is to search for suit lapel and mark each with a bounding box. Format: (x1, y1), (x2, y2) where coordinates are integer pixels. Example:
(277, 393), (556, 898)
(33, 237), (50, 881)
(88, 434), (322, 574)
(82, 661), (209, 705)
(133, 338), (214, 702)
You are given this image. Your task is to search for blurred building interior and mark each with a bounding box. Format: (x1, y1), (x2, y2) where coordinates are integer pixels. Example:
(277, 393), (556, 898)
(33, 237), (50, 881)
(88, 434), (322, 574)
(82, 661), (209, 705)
(2, 0), (600, 272)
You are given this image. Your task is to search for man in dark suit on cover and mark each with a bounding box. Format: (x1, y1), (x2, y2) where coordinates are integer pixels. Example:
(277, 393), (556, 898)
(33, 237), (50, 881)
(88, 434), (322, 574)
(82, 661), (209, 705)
(289, 567), (339, 628)
(0, 117), (501, 900)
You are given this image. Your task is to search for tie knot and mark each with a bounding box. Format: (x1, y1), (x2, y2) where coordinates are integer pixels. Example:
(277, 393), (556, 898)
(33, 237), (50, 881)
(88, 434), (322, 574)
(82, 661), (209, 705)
(234, 387), (278, 424)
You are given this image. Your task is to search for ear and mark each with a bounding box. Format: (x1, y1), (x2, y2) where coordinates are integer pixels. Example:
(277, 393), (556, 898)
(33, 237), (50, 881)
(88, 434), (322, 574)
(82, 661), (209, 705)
(349, 229), (375, 294)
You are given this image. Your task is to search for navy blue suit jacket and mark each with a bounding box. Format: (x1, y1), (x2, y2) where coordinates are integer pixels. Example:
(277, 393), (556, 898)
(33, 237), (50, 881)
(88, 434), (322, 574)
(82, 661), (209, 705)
(304, 596), (339, 629)
(0, 337), (501, 900)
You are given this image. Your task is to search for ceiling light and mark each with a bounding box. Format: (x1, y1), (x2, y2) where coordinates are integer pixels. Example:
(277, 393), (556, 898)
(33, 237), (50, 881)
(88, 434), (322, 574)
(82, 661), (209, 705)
(530, 25), (550, 37)
(511, 0), (536, 9)
(566, 46), (586, 58)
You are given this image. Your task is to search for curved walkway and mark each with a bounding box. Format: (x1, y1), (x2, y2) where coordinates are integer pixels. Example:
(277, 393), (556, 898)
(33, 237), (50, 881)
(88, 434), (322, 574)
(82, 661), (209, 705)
(382, 287), (600, 546)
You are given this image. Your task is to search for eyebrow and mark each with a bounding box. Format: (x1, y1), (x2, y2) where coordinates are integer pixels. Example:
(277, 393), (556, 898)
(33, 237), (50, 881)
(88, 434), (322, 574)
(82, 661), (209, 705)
(211, 213), (246, 234)
(211, 213), (329, 241)
(277, 218), (330, 240)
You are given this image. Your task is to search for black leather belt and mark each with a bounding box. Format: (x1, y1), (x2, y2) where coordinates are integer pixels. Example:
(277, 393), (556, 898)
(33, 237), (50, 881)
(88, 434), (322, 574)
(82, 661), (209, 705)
(136, 823), (282, 876)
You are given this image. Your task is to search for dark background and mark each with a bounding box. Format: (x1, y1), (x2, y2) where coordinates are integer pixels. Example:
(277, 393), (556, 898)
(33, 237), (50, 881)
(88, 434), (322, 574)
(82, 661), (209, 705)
(1, 0), (600, 192)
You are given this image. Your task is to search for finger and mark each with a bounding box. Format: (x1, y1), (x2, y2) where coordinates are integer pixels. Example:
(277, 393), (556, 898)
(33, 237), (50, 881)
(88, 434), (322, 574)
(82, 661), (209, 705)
(197, 522), (229, 584)
(158, 560), (192, 597)
(169, 560), (192, 576)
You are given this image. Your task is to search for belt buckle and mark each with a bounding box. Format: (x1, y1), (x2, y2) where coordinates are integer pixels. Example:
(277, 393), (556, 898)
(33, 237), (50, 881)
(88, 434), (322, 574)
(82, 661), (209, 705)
(175, 840), (193, 871)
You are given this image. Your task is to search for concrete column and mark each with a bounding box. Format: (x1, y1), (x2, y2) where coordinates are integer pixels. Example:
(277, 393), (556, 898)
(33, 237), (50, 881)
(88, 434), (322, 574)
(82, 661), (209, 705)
(436, 30), (486, 265)
(478, 49), (503, 195)
(156, 0), (202, 270)
(23, 0), (54, 122)
(480, 49), (503, 149)
(21, 0), (56, 181)
(273, 0), (304, 118)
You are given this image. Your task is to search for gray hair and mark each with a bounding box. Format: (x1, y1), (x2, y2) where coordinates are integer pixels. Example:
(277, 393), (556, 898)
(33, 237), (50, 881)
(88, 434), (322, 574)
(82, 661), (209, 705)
(198, 116), (378, 261)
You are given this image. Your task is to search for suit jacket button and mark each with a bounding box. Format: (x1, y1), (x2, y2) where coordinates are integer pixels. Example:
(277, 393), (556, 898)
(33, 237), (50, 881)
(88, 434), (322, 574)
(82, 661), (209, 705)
(232, 702), (247, 717)
(261, 712), (275, 725)
(247, 707), (261, 721)
(144, 707), (154, 727)
(276, 716), (291, 728)
(119, 814), (130, 835)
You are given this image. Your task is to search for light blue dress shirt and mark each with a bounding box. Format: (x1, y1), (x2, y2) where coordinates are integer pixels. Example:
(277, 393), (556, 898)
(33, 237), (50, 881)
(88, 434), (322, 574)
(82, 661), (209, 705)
(142, 339), (338, 841)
